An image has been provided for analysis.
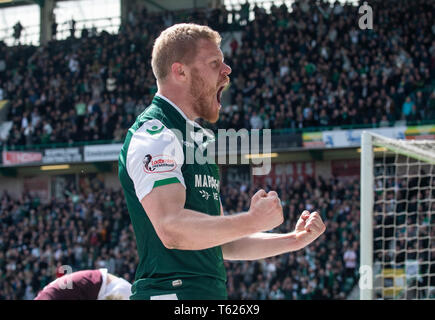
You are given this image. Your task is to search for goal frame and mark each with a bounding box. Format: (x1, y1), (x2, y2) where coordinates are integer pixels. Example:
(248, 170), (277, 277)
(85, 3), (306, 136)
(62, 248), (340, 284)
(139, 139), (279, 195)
(360, 131), (374, 300)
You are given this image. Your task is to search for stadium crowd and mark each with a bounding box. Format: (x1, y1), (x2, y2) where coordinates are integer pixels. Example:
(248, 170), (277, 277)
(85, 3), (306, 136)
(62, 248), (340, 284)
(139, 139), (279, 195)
(0, 182), (138, 300)
(0, 0), (435, 300)
(0, 0), (434, 148)
(0, 175), (360, 300)
(221, 176), (360, 299)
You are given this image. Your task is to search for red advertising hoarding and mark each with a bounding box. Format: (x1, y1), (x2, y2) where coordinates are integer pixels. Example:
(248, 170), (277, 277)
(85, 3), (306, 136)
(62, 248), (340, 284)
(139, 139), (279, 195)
(2, 151), (43, 165)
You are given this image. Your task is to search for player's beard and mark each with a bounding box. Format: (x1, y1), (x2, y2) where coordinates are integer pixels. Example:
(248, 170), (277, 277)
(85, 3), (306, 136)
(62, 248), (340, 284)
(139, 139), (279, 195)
(189, 67), (220, 123)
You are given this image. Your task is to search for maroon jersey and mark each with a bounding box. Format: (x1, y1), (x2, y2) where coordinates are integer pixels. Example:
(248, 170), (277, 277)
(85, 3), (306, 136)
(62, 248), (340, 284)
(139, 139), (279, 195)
(35, 270), (103, 300)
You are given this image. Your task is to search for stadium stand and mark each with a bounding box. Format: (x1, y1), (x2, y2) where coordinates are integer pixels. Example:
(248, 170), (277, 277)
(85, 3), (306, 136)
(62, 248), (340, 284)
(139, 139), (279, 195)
(0, 183), (138, 300)
(0, 0), (434, 148)
(0, 176), (359, 300)
(0, 0), (434, 300)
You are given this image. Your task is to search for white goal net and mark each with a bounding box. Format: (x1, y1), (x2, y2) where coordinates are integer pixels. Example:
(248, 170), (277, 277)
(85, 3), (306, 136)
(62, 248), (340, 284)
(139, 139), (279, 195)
(360, 132), (435, 300)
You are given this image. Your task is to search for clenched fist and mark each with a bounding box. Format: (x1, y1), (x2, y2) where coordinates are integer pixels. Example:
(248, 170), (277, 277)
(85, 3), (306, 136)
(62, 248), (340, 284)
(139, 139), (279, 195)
(248, 189), (284, 232)
(294, 210), (326, 247)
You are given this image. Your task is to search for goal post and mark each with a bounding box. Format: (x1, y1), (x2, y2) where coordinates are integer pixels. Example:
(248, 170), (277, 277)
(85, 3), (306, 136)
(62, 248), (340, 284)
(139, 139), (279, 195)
(360, 132), (374, 300)
(360, 131), (435, 300)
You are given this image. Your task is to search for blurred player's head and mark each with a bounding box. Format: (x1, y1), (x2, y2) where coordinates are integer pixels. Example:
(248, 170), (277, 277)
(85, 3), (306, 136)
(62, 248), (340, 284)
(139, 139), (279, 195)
(151, 23), (231, 123)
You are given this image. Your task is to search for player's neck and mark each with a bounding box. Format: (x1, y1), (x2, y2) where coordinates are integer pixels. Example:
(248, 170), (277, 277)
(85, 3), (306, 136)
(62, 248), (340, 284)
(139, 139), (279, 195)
(157, 87), (197, 121)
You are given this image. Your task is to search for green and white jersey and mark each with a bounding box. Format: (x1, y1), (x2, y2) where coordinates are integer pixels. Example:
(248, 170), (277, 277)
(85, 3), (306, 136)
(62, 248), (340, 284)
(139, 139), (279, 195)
(118, 94), (226, 299)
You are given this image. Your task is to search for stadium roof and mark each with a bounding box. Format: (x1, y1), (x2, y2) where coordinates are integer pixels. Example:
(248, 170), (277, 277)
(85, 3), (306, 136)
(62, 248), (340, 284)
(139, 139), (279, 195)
(0, 0), (43, 9)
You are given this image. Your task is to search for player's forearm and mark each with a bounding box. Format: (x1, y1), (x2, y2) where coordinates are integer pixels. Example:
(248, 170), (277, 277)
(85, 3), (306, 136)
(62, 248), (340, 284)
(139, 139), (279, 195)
(160, 209), (257, 250)
(222, 232), (306, 261)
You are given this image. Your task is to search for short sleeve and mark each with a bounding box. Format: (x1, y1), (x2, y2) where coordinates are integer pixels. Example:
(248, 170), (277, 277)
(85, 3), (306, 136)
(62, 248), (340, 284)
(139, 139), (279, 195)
(126, 119), (185, 202)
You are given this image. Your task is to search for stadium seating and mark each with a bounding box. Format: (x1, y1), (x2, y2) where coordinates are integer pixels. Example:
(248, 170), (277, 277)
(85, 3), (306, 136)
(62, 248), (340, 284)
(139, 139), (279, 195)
(0, 0), (434, 148)
(0, 176), (359, 300)
(0, 0), (434, 300)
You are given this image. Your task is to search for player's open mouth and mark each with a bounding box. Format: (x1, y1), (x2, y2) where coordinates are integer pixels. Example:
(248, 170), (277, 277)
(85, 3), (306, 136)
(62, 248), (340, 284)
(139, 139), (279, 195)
(217, 86), (225, 104)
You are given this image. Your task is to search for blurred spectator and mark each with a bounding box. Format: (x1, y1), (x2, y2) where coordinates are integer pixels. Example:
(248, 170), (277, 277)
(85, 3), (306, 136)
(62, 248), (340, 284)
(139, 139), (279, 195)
(51, 13), (57, 40)
(13, 21), (23, 44)
(230, 38), (239, 57)
(406, 104), (421, 123)
(249, 111), (263, 129)
(343, 242), (357, 281)
(402, 96), (415, 119)
(81, 27), (89, 39)
(239, 1), (250, 24)
(70, 18), (76, 38)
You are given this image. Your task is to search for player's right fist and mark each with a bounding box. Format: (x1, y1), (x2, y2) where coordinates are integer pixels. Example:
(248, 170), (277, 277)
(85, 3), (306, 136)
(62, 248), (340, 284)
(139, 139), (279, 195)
(247, 189), (284, 232)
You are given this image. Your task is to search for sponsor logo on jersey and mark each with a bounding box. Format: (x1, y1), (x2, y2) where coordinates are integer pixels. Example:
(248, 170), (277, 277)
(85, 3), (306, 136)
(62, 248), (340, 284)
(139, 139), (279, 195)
(146, 125), (164, 135)
(194, 174), (219, 191)
(143, 154), (176, 173)
(199, 190), (210, 200)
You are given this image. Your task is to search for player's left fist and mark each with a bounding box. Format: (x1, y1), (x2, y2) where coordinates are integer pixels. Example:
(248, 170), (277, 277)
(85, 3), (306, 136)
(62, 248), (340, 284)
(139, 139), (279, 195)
(304, 211), (326, 235)
(294, 210), (326, 248)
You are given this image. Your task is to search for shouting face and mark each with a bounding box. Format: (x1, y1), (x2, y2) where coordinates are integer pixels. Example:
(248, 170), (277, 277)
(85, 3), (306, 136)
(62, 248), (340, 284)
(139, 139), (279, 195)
(188, 39), (231, 123)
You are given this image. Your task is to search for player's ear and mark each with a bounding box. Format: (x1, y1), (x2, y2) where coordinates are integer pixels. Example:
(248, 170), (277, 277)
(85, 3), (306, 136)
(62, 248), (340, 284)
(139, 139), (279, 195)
(171, 62), (188, 83)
